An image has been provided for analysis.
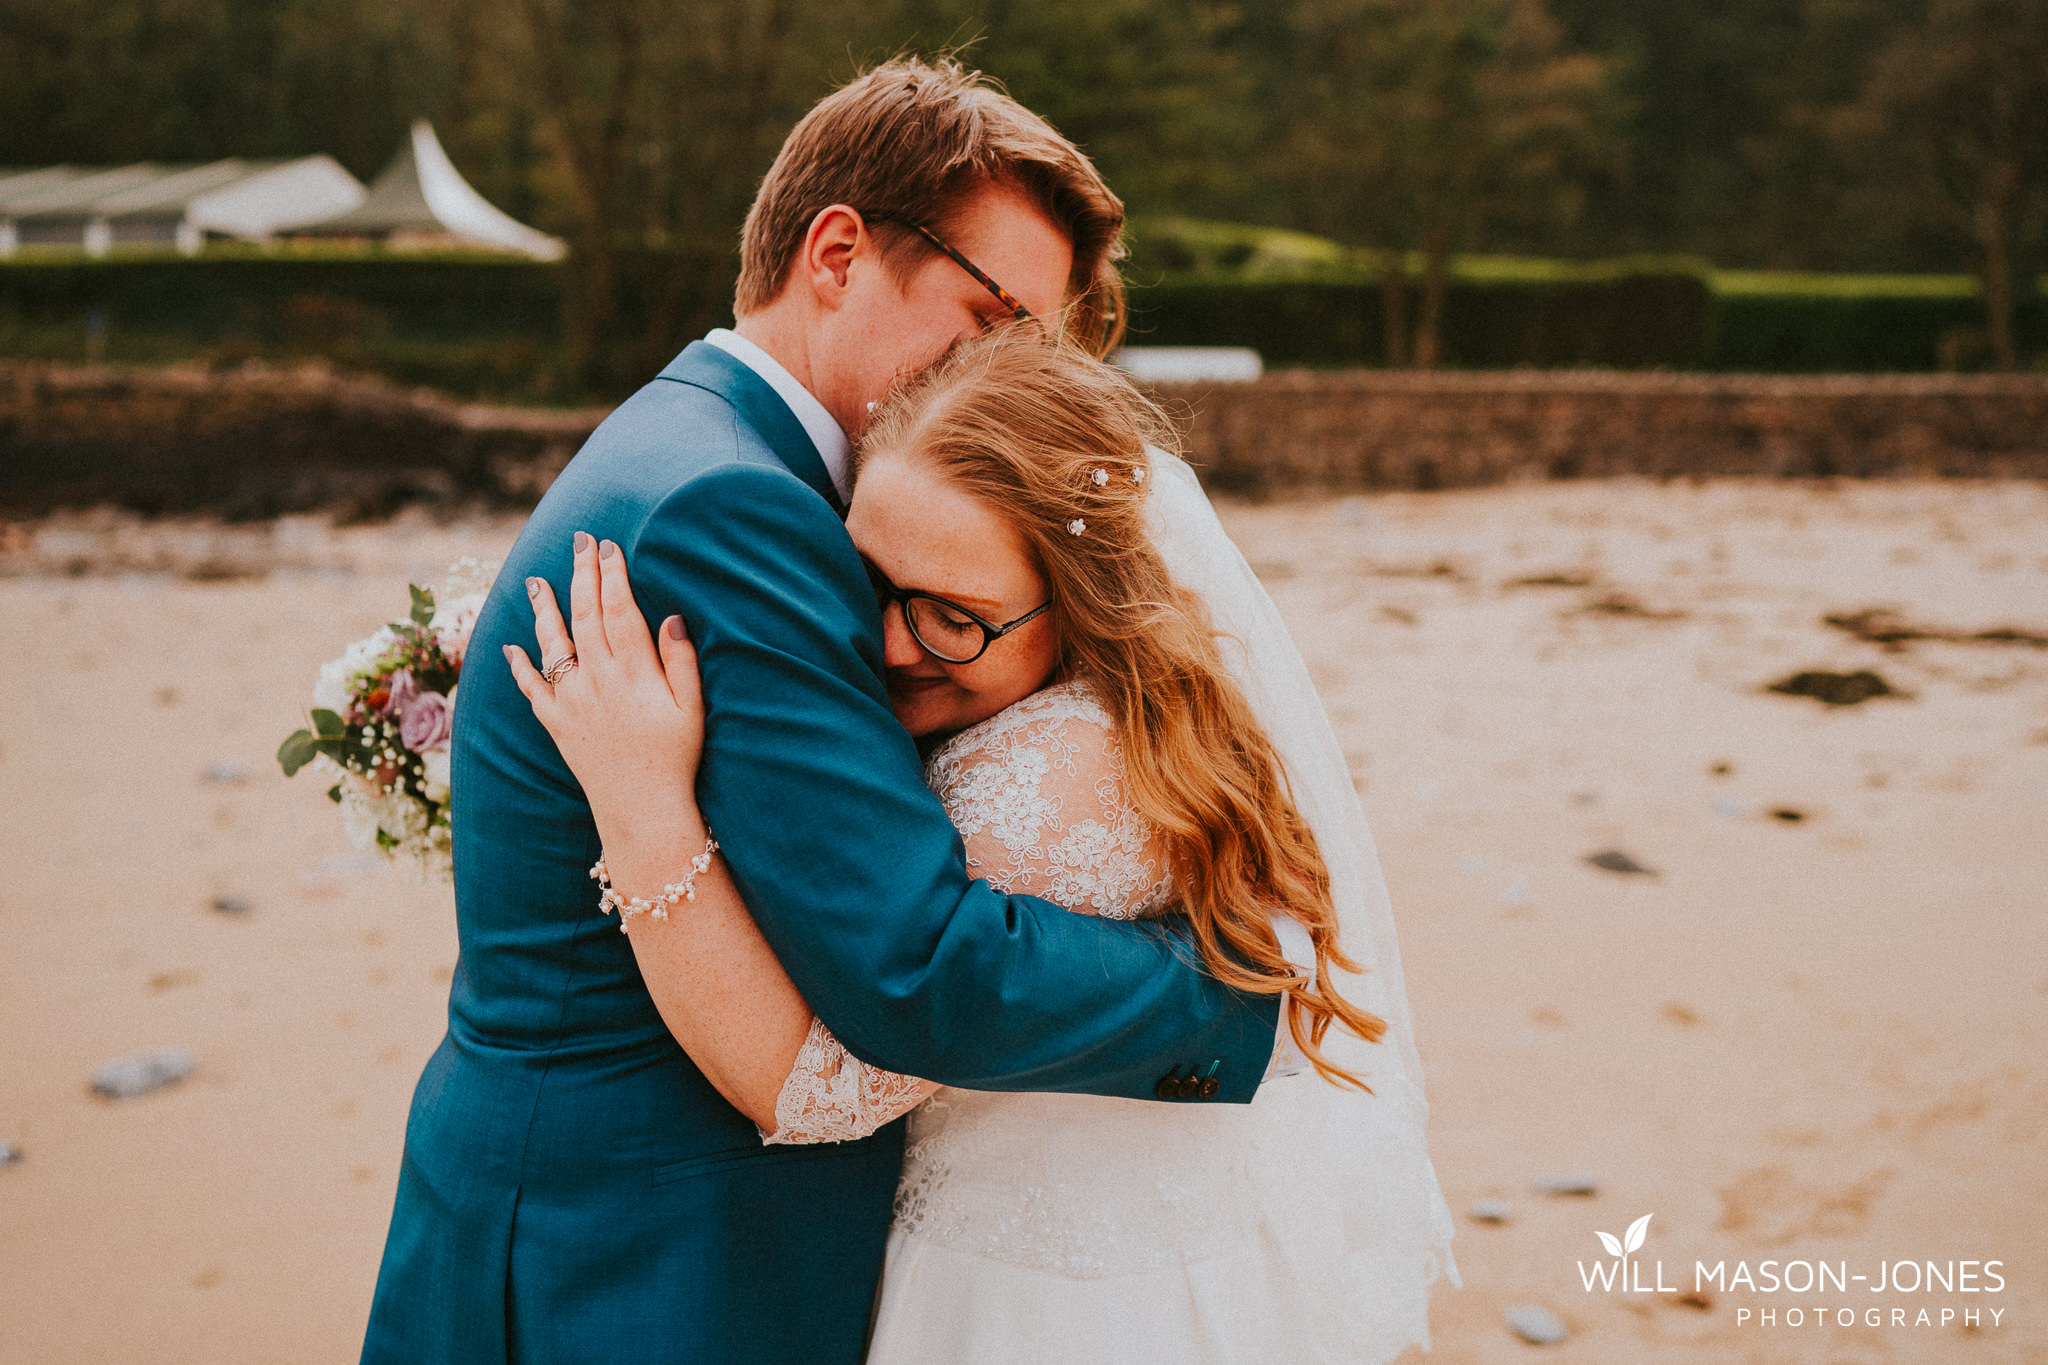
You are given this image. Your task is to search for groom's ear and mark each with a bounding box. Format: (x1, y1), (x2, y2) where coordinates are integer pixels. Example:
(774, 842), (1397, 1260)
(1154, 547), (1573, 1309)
(800, 205), (869, 307)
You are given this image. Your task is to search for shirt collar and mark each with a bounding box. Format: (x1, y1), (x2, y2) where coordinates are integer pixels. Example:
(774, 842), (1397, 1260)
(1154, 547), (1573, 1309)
(703, 328), (852, 502)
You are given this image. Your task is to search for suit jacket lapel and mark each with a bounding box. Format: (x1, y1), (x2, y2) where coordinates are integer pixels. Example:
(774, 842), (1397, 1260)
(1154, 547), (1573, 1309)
(659, 342), (846, 516)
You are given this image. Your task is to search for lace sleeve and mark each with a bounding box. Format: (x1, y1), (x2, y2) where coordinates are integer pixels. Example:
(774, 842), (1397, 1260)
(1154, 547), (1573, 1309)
(925, 679), (1174, 920)
(762, 1016), (940, 1146)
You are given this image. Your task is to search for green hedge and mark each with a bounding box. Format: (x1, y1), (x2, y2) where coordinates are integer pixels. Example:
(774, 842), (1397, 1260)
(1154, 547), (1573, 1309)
(1117, 220), (2045, 371)
(1129, 260), (1716, 369)
(0, 253), (561, 336)
(1, 248), (2040, 394)
(0, 247), (737, 400)
(1699, 271), (2033, 372)
(1125, 264), (2044, 372)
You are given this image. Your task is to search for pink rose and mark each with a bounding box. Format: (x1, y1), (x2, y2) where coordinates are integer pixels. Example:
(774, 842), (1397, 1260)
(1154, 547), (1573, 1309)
(381, 669), (421, 717)
(399, 688), (453, 752)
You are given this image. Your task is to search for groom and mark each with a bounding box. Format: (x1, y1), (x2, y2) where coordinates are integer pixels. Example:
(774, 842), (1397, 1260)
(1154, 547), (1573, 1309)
(361, 58), (1282, 1365)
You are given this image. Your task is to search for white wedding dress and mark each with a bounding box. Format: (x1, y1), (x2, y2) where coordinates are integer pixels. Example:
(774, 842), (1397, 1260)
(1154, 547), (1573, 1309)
(766, 454), (1457, 1364)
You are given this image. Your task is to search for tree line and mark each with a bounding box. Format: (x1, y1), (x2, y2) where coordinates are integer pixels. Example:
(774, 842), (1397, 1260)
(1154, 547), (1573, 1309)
(3, 0), (2043, 376)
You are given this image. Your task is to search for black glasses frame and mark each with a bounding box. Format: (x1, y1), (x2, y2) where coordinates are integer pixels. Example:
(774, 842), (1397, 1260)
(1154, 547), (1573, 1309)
(870, 216), (1035, 323)
(862, 555), (1051, 664)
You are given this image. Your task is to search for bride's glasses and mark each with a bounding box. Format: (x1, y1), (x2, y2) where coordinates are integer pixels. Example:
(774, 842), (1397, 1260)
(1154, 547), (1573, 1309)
(861, 555), (1051, 664)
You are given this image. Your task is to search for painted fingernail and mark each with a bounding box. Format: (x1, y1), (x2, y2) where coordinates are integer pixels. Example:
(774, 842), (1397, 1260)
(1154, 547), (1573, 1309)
(665, 616), (685, 640)
(526, 577), (540, 596)
(599, 539), (618, 560)
(574, 531), (592, 553)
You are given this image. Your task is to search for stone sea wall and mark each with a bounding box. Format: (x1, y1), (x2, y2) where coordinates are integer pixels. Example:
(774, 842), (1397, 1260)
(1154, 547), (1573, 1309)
(1152, 370), (2048, 495)
(2, 362), (2043, 519)
(0, 362), (601, 520)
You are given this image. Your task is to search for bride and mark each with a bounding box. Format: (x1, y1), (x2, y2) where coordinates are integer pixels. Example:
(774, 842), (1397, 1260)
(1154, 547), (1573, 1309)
(505, 329), (1456, 1362)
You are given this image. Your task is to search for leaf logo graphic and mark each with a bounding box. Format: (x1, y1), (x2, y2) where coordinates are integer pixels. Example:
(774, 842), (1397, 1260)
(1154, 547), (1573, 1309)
(1594, 1214), (1652, 1261)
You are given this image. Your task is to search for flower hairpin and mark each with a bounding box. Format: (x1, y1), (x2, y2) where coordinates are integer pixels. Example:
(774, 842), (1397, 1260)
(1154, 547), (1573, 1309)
(1090, 467), (1109, 487)
(1132, 465), (1147, 483)
(1067, 519), (1087, 536)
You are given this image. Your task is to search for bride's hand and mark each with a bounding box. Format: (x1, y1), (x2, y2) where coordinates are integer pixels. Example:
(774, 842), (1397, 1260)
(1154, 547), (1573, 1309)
(505, 531), (706, 839)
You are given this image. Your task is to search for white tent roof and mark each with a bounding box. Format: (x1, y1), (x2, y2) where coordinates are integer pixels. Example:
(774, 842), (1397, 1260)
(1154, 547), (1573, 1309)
(90, 160), (265, 216)
(303, 122), (564, 260)
(0, 168), (91, 209)
(3, 165), (172, 218)
(188, 157), (366, 236)
(0, 157), (365, 235)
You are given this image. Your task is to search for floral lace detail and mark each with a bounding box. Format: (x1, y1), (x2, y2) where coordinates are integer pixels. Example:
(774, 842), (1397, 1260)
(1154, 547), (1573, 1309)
(761, 1016), (940, 1146)
(922, 678), (1172, 920)
(763, 678), (1173, 1146)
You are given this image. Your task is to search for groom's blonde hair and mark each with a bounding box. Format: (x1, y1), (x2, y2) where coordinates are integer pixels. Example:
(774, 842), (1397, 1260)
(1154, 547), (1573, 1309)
(735, 56), (1127, 355)
(858, 328), (1389, 1091)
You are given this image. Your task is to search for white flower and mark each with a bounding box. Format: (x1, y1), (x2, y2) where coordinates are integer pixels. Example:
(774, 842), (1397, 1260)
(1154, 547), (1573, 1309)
(431, 591), (489, 663)
(338, 785), (430, 852)
(1067, 519), (1087, 536)
(391, 821), (453, 883)
(1090, 467), (1109, 486)
(378, 792), (429, 842)
(338, 787), (381, 851)
(314, 626), (398, 713)
(1132, 464), (1147, 483)
(421, 748), (452, 803)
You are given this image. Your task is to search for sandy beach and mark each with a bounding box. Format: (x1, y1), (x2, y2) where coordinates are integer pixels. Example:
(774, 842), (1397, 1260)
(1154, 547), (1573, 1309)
(2, 478), (2043, 1362)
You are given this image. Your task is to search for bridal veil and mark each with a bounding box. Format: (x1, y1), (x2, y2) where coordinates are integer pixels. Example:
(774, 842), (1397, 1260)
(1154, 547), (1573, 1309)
(1145, 451), (1459, 1361)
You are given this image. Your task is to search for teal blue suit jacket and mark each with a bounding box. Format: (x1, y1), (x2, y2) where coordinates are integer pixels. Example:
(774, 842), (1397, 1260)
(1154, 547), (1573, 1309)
(360, 343), (1281, 1364)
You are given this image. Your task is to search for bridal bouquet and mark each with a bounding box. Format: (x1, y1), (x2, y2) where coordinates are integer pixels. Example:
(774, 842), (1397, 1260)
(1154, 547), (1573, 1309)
(277, 559), (496, 882)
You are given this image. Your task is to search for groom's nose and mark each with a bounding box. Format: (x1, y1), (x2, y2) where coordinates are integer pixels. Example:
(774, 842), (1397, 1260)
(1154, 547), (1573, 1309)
(880, 602), (928, 668)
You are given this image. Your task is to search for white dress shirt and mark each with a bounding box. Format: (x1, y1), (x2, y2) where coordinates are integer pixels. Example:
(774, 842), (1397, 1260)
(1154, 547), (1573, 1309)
(703, 328), (853, 503)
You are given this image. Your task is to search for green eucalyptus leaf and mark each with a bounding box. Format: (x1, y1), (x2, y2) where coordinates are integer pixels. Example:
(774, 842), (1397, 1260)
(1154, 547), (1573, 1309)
(310, 735), (354, 760)
(410, 584), (436, 628)
(277, 730), (317, 777)
(310, 708), (347, 737)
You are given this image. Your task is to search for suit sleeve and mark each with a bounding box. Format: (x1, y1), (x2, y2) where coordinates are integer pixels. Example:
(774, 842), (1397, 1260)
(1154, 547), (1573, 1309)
(626, 463), (1279, 1102)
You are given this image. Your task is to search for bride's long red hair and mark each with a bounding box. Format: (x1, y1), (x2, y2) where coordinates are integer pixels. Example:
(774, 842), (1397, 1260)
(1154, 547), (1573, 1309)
(859, 328), (1385, 1088)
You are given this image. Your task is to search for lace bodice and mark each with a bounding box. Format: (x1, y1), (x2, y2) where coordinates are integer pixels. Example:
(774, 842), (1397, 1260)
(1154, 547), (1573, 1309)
(764, 679), (1171, 1145)
(924, 680), (1173, 920)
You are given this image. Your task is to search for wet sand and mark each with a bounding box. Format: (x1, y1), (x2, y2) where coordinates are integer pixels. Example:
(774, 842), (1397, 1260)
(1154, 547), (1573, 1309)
(2, 480), (2044, 1362)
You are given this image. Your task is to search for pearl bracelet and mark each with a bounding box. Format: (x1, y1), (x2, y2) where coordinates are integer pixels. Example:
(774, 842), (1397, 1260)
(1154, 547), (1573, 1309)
(590, 832), (721, 932)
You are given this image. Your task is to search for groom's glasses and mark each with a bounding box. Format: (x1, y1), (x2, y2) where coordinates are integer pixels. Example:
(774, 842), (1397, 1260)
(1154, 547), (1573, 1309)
(875, 217), (1035, 324)
(862, 555), (1051, 664)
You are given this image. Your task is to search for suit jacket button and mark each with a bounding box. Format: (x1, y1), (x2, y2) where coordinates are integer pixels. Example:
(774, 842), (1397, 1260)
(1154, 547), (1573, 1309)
(1176, 1075), (1202, 1099)
(1154, 1073), (1181, 1100)
(1198, 1077), (1221, 1099)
